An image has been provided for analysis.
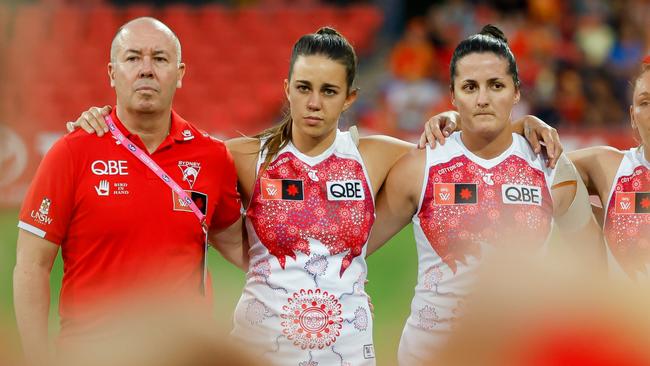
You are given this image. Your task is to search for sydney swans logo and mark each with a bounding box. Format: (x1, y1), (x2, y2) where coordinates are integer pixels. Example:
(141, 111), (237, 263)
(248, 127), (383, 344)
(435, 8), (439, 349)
(178, 161), (201, 189)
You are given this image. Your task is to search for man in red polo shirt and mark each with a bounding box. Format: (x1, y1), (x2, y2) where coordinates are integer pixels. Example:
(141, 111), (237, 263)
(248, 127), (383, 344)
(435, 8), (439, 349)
(13, 17), (243, 365)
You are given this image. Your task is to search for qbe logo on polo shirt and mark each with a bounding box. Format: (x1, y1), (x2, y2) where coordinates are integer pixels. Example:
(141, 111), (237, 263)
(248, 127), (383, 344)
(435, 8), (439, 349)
(326, 180), (365, 201)
(502, 184), (542, 206)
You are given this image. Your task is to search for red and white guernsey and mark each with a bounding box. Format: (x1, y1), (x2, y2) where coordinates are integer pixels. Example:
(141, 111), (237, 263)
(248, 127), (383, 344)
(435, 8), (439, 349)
(232, 130), (376, 366)
(603, 147), (650, 281)
(399, 132), (555, 365)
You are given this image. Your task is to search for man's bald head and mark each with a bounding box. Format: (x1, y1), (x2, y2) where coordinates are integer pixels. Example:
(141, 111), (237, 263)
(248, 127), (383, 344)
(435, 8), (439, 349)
(110, 17), (182, 65)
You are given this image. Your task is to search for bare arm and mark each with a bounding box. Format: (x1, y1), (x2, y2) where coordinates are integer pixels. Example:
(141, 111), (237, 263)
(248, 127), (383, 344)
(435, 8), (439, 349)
(567, 146), (623, 201)
(366, 149), (424, 256)
(13, 230), (59, 366)
(225, 137), (260, 206)
(208, 217), (246, 271)
(358, 135), (414, 196)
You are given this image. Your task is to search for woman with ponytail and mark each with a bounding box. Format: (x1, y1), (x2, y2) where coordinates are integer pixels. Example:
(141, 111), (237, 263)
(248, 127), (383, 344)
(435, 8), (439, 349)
(223, 27), (413, 365)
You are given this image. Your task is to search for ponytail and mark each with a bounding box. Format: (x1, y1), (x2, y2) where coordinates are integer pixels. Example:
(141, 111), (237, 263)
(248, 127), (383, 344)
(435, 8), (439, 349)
(255, 26), (357, 172)
(254, 112), (293, 172)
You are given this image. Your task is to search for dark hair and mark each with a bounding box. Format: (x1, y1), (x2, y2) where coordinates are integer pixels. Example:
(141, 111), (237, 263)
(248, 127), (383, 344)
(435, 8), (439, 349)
(255, 27), (358, 170)
(449, 24), (520, 90)
(633, 59), (650, 91)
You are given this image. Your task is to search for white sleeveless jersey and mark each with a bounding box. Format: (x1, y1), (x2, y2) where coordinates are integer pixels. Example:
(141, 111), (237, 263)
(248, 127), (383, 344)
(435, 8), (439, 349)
(232, 130), (377, 366)
(603, 147), (650, 281)
(399, 132), (555, 365)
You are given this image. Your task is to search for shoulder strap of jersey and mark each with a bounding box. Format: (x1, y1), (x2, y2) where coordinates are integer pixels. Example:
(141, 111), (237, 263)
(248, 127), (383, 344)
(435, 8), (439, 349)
(348, 125), (359, 147)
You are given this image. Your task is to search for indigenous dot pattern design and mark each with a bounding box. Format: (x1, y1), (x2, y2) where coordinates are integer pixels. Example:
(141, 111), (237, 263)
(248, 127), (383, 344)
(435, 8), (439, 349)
(248, 152), (375, 276)
(281, 289), (343, 350)
(605, 165), (650, 278)
(417, 305), (439, 330)
(305, 255), (329, 287)
(423, 265), (444, 292)
(418, 155), (553, 274)
(246, 299), (274, 325)
(250, 259), (272, 283)
(352, 307), (369, 331)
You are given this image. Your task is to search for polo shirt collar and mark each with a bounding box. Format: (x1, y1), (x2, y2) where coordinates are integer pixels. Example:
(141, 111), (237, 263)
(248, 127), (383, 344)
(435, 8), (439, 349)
(168, 110), (196, 142)
(108, 108), (194, 151)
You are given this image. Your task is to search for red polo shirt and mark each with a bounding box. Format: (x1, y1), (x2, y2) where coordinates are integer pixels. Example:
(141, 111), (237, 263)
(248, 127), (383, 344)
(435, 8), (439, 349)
(18, 109), (241, 341)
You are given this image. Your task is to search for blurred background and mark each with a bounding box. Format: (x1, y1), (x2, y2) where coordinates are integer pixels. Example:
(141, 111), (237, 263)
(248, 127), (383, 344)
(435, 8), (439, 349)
(0, 0), (648, 364)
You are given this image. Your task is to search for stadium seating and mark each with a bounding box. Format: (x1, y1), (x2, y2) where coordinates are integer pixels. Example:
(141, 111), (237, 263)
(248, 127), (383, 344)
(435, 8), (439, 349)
(0, 3), (383, 135)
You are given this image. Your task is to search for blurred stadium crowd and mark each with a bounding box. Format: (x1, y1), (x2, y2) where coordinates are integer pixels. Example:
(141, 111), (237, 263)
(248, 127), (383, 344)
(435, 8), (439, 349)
(370, 0), (650, 137)
(0, 0), (647, 206)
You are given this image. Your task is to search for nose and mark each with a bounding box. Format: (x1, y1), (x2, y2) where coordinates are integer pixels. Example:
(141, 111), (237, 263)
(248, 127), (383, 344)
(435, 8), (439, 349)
(476, 88), (489, 108)
(307, 92), (322, 111)
(138, 56), (154, 78)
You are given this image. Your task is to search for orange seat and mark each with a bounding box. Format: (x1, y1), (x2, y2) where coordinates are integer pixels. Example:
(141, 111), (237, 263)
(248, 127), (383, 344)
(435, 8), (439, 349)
(123, 4), (155, 21)
(11, 4), (48, 53)
(86, 5), (121, 45)
(51, 6), (85, 49)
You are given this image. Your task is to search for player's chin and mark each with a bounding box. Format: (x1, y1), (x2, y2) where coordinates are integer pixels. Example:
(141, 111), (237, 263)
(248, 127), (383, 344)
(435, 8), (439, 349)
(299, 123), (331, 138)
(133, 100), (161, 113)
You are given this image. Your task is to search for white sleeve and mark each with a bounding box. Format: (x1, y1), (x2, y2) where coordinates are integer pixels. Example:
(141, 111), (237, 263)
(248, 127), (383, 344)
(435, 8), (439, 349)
(552, 154), (593, 231)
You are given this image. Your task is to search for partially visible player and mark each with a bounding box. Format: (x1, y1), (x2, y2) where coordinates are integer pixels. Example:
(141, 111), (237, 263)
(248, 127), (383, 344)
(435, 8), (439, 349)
(13, 18), (243, 365)
(568, 60), (650, 280)
(367, 25), (602, 365)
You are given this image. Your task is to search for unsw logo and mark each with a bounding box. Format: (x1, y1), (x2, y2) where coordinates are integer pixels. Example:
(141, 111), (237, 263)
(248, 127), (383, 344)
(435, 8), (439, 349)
(501, 184), (542, 206)
(326, 180), (365, 201)
(30, 197), (53, 225)
(615, 191), (650, 214)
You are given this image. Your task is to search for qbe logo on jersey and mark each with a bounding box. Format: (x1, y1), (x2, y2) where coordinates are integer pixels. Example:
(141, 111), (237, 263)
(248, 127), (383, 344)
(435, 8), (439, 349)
(327, 180), (365, 201)
(502, 184), (542, 206)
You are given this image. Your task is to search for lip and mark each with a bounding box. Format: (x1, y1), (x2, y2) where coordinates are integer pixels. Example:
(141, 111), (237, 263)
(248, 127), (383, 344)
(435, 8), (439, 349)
(135, 86), (158, 92)
(304, 116), (324, 124)
(474, 112), (495, 117)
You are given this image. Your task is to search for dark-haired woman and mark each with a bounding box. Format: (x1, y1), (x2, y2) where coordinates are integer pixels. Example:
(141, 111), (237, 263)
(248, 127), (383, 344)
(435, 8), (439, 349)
(367, 25), (602, 365)
(431, 62), (650, 281)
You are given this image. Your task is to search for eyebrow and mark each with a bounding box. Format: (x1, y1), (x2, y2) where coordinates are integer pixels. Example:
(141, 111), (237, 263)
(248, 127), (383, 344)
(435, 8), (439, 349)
(462, 77), (504, 83)
(295, 80), (341, 89)
(124, 49), (169, 56)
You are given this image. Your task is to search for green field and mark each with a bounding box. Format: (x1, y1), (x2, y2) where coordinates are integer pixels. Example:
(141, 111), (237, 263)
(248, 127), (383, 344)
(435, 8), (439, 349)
(0, 209), (417, 365)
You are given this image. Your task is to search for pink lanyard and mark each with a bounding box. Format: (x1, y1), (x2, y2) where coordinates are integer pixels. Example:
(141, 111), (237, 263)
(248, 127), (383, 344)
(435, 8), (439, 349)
(105, 115), (209, 293)
(106, 115), (206, 228)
